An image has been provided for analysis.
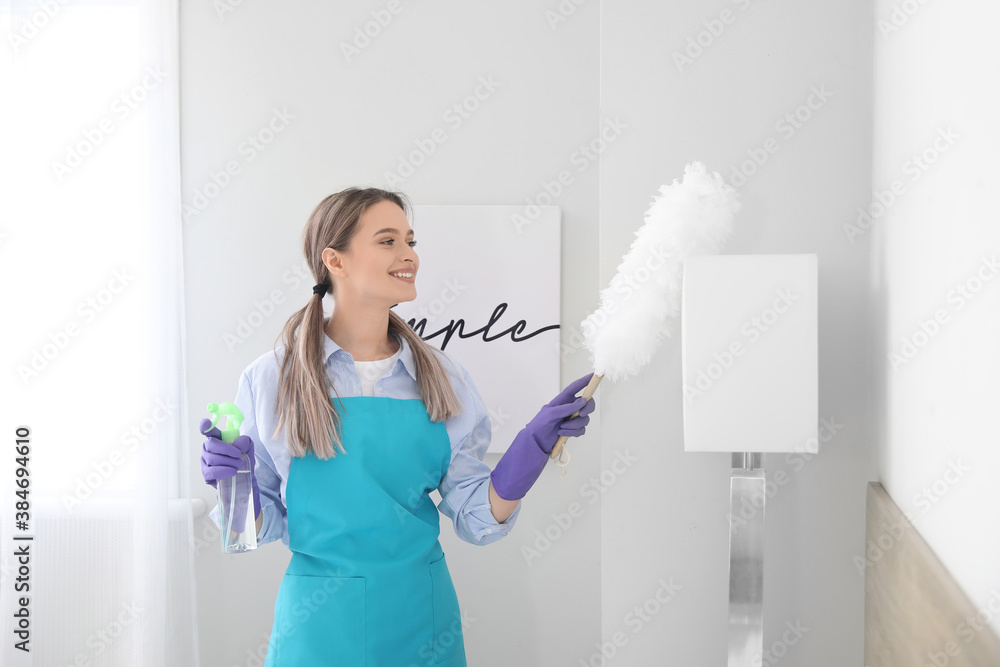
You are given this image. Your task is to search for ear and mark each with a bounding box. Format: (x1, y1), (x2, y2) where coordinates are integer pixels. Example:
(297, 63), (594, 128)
(322, 247), (346, 277)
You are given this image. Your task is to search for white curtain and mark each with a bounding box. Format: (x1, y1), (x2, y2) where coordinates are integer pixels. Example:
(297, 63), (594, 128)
(0, 1), (199, 665)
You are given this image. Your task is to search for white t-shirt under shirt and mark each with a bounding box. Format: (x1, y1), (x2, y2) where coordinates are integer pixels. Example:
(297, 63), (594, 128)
(353, 343), (403, 396)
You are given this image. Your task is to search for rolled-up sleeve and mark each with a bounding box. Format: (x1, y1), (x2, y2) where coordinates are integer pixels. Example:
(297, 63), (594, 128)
(437, 363), (522, 546)
(208, 370), (287, 547)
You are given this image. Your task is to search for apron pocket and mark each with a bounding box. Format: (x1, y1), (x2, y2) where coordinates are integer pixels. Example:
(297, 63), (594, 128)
(428, 554), (464, 663)
(272, 573), (366, 666)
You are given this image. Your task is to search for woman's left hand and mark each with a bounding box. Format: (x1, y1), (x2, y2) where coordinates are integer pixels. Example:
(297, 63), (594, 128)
(553, 392), (595, 440)
(489, 373), (597, 501)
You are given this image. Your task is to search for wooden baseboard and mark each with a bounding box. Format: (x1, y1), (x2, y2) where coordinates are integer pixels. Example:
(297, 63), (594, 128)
(865, 482), (1000, 666)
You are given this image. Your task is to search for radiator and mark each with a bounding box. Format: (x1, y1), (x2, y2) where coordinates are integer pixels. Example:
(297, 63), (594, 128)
(1, 496), (204, 667)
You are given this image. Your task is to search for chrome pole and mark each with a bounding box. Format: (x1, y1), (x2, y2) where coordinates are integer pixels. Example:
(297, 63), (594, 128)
(728, 452), (764, 667)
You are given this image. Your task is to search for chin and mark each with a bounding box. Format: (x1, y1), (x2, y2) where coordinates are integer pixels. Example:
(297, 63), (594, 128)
(390, 293), (417, 306)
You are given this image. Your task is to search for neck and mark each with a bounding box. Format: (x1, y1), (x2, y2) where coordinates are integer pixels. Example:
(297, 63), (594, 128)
(325, 313), (399, 361)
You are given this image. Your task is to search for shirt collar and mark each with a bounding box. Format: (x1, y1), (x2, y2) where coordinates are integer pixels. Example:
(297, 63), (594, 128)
(321, 319), (418, 382)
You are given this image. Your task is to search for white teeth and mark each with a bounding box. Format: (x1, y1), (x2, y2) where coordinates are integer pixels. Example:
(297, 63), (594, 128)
(391, 272), (413, 278)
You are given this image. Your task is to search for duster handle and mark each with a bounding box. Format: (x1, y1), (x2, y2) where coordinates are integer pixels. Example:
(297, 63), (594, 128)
(549, 372), (603, 473)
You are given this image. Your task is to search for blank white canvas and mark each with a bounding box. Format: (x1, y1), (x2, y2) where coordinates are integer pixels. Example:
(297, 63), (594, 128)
(398, 205), (561, 454)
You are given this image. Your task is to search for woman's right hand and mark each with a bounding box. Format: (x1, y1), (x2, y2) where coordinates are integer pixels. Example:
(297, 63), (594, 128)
(200, 418), (247, 487)
(199, 419), (262, 523)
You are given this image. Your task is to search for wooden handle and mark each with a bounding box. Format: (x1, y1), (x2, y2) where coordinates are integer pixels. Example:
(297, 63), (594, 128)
(549, 372), (603, 462)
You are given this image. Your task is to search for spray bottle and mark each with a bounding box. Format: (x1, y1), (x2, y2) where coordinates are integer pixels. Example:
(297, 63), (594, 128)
(206, 402), (258, 553)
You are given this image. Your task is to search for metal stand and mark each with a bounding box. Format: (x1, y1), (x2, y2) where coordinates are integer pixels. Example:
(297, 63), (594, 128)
(728, 452), (764, 667)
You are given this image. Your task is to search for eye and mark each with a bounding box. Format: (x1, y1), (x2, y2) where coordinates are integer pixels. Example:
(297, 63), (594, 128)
(381, 239), (418, 247)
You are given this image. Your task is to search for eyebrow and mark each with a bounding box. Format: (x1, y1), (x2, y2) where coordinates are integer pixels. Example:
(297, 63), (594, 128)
(372, 227), (415, 237)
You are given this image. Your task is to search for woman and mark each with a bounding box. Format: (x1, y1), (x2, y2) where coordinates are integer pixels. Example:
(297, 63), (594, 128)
(199, 187), (596, 665)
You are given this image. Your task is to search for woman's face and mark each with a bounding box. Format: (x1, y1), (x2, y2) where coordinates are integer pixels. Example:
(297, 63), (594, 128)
(327, 199), (419, 306)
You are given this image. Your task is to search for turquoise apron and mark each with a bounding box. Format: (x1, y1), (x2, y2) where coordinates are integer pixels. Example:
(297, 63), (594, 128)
(262, 396), (468, 666)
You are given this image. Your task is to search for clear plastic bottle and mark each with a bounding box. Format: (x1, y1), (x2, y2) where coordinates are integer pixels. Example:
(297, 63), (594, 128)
(218, 451), (257, 553)
(207, 402), (258, 553)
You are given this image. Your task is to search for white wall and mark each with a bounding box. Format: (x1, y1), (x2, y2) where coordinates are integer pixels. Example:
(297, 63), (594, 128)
(873, 0), (1000, 638)
(600, 1), (873, 664)
(181, 3), (600, 666)
(184, 1), (875, 665)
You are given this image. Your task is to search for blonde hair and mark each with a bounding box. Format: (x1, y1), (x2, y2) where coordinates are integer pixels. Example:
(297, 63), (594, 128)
(272, 187), (464, 459)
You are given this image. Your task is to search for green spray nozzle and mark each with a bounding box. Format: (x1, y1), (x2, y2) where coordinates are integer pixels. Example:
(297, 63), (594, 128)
(207, 402), (244, 444)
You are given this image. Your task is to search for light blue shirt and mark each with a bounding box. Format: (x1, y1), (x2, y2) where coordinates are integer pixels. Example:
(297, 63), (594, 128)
(209, 319), (522, 548)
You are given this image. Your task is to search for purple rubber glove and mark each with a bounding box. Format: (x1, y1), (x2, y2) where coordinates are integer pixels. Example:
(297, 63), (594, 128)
(199, 418), (261, 530)
(490, 373), (597, 501)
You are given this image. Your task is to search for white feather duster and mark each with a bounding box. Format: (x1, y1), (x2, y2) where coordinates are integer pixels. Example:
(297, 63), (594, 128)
(551, 161), (740, 469)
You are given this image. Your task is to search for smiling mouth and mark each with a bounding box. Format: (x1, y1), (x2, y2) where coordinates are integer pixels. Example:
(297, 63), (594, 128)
(389, 271), (415, 283)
